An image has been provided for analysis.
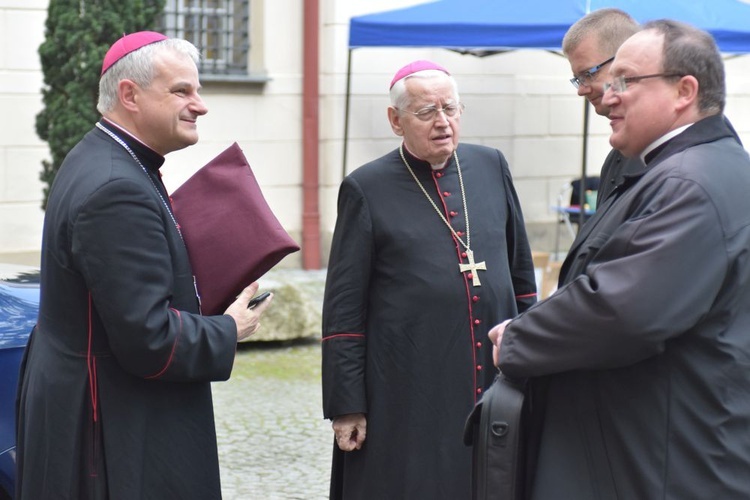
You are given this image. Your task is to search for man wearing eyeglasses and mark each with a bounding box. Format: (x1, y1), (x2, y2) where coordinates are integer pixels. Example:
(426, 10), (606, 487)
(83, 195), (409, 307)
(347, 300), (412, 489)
(321, 60), (537, 499)
(563, 8), (642, 206)
(489, 19), (750, 499)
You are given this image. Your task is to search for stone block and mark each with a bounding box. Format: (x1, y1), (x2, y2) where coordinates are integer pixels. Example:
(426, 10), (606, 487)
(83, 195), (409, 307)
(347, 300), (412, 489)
(242, 268), (327, 342)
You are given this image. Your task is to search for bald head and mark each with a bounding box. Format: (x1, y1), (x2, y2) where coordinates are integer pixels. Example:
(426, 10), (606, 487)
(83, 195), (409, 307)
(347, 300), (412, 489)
(604, 20), (724, 158)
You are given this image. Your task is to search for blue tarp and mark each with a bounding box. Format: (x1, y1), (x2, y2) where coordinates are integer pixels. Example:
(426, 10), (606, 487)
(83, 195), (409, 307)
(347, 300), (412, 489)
(349, 0), (750, 54)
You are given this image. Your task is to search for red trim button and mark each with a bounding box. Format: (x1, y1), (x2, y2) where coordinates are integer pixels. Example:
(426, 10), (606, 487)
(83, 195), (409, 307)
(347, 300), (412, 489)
(443, 191), (451, 197)
(476, 342), (482, 348)
(476, 388), (483, 394)
(472, 295), (480, 302)
(476, 365), (482, 371)
(474, 319), (481, 325)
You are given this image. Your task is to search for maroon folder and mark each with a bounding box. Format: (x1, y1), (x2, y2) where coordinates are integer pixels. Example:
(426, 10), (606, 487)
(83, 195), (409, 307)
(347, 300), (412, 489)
(171, 142), (299, 315)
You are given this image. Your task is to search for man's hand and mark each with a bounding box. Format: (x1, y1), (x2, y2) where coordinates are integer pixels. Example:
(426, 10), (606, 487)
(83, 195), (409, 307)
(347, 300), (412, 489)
(488, 319), (511, 367)
(332, 413), (367, 451)
(224, 282), (273, 342)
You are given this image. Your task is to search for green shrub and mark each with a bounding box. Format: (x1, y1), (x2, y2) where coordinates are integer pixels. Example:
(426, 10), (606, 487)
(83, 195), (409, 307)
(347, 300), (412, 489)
(36, 0), (166, 209)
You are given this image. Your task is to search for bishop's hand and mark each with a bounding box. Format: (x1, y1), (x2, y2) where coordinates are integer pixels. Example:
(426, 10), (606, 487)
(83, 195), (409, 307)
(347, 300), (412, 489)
(332, 413), (367, 451)
(225, 283), (273, 341)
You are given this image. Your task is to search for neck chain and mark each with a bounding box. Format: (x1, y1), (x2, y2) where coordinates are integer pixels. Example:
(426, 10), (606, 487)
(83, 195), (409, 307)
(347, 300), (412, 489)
(399, 144), (487, 286)
(95, 122), (183, 240)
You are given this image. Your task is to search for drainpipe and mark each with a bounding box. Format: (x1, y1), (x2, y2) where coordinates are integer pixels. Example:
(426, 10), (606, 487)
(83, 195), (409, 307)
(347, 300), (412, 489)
(302, 0), (321, 269)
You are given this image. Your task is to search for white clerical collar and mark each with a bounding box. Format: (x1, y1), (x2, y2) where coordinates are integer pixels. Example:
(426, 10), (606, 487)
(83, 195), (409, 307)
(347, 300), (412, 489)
(401, 143), (450, 170)
(640, 123), (694, 164)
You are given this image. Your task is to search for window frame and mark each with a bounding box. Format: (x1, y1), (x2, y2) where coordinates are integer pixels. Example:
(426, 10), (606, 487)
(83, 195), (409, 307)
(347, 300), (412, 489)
(160, 0), (268, 84)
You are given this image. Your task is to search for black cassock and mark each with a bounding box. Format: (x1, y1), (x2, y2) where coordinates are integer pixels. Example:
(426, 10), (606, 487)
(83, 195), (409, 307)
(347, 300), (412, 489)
(16, 122), (237, 500)
(322, 143), (536, 499)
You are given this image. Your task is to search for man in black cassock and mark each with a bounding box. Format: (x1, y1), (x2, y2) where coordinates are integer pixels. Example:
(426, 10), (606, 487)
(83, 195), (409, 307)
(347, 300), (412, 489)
(15, 33), (271, 499)
(322, 60), (537, 499)
(492, 21), (750, 499)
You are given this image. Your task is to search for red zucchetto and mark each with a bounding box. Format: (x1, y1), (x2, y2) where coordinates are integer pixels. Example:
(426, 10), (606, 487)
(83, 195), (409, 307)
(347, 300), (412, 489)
(101, 31), (168, 75)
(389, 60), (450, 89)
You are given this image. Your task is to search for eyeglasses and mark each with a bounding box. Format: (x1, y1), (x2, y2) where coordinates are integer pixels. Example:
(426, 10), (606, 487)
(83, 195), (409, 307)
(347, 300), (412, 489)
(397, 102), (465, 121)
(569, 56), (614, 89)
(602, 73), (685, 94)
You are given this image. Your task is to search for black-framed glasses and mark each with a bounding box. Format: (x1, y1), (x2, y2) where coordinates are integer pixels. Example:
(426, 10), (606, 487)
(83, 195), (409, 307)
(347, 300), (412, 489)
(569, 56), (614, 89)
(603, 73), (685, 94)
(397, 102), (465, 121)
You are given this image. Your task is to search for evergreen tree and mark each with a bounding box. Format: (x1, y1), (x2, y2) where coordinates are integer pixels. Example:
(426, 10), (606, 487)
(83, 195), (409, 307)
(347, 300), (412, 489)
(36, 0), (166, 209)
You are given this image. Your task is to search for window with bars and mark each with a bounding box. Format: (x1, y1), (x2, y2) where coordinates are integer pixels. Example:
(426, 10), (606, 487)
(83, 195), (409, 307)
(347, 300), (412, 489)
(161, 0), (250, 77)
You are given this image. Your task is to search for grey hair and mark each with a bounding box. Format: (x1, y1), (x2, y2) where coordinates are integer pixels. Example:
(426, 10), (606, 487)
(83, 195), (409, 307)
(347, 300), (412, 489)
(389, 70), (460, 110)
(97, 38), (201, 114)
(643, 19), (725, 115)
(562, 8), (640, 58)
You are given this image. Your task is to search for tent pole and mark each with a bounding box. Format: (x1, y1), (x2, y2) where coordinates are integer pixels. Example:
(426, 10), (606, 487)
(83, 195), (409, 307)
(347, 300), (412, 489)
(342, 49), (353, 180)
(579, 99), (589, 230)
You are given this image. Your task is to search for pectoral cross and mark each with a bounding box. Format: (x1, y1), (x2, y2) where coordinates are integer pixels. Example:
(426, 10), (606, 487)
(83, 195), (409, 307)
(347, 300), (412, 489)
(459, 249), (487, 287)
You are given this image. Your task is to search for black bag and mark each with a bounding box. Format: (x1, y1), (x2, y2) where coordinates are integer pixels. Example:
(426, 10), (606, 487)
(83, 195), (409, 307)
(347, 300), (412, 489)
(464, 373), (526, 500)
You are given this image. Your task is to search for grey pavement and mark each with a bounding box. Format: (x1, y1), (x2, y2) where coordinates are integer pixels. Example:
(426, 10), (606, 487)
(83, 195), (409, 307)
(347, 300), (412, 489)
(213, 339), (331, 500)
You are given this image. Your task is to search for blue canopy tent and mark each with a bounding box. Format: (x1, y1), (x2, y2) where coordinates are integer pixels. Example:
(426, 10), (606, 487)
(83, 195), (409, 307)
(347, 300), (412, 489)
(343, 0), (750, 206)
(348, 0), (750, 52)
